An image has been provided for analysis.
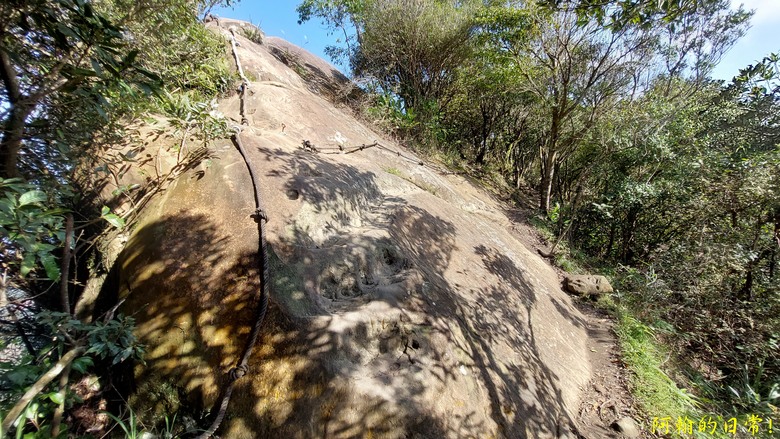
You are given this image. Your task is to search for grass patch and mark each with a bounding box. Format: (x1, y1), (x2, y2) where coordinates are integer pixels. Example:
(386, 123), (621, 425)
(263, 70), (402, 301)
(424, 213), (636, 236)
(554, 253), (580, 273)
(612, 311), (743, 438)
(384, 167), (402, 177)
(616, 313), (699, 418)
(412, 180), (439, 196)
(528, 215), (585, 274)
(528, 214), (553, 240)
(240, 24), (264, 45)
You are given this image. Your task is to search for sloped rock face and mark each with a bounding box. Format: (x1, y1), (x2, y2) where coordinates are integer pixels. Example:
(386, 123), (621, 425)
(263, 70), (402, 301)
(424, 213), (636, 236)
(109, 20), (596, 439)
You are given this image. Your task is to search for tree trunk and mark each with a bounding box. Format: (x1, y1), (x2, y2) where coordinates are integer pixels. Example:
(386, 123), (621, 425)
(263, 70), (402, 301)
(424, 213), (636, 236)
(0, 103), (31, 178)
(620, 207), (639, 264)
(60, 214), (74, 314)
(539, 149), (557, 213)
(540, 109), (562, 213)
(475, 141), (487, 165)
(541, 183), (585, 257)
(605, 222), (616, 258)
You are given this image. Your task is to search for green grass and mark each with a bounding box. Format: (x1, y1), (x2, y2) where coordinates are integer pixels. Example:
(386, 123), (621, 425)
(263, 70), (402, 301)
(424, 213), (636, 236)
(612, 312), (739, 438)
(383, 167), (402, 177)
(616, 313), (698, 415)
(528, 215), (585, 274)
(525, 214), (766, 437)
(240, 25), (264, 45)
(554, 252), (581, 274)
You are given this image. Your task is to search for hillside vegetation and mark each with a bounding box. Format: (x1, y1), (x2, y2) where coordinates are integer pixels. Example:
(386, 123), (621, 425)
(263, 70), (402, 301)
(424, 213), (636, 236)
(0, 0), (236, 436)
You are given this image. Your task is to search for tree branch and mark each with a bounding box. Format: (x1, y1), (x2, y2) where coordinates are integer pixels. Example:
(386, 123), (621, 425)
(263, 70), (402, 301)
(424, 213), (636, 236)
(1, 346), (85, 433)
(60, 214), (74, 315)
(0, 48), (21, 104)
(50, 363), (71, 437)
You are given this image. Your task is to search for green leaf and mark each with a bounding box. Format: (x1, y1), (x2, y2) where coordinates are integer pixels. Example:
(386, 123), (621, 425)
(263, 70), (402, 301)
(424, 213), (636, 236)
(123, 49), (138, 66)
(42, 208), (68, 216)
(66, 65), (98, 77)
(102, 213), (125, 229)
(32, 242), (56, 253)
(71, 356), (93, 374)
(24, 401), (40, 420)
(91, 58), (104, 77)
(20, 252), (36, 277)
(0, 199), (15, 215)
(94, 101), (108, 119)
(48, 391), (65, 405)
(18, 191), (47, 206)
(39, 251), (61, 281)
(6, 368), (35, 387)
(56, 22), (79, 40)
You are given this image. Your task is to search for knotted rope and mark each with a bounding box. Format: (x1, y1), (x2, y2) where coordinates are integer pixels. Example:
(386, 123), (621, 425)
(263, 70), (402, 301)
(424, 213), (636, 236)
(195, 26), (269, 439)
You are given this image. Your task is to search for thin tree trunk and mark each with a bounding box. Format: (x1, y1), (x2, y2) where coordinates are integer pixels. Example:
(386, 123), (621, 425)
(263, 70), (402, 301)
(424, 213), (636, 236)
(540, 180), (585, 257)
(50, 363), (71, 437)
(0, 105), (31, 178)
(606, 223), (616, 258)
(539, 149), (557, 213)
(620, 208), (639, 264)
(475, 141), (487, 165)
(60, 214), (74, 314)
(0, 46), (25, 179)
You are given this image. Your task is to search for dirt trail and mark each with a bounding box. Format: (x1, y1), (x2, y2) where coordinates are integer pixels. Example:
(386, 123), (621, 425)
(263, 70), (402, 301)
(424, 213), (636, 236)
(109, 19), (643, 438)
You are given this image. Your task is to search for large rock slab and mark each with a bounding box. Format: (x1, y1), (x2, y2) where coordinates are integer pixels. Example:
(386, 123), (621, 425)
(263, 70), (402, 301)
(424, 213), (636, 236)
(97, 19), (601, 439)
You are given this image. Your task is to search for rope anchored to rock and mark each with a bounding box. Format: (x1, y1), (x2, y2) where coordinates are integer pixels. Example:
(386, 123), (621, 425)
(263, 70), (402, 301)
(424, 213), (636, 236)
(300, 139), (462, 174)
(229, 26), (250, 126)
(198, 24), (464, 437)
(195, 27), (270, 439)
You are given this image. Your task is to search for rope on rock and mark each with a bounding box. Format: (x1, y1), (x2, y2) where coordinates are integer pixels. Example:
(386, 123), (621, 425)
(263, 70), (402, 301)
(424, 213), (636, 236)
(300, 139), (460, 175)
(229, 26), (250, 126)
(195, 26), (270, 439)
(198, 24), (461, 436)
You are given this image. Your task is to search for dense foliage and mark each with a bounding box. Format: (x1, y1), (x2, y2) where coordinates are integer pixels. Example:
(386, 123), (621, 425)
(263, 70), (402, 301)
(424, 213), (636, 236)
(300, 0), (778, 423)
(0, 0), (234, 436)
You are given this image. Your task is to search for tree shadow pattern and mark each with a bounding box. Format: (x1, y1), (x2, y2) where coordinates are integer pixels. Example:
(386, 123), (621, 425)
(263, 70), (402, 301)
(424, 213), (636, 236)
(100, 133), (589, 438)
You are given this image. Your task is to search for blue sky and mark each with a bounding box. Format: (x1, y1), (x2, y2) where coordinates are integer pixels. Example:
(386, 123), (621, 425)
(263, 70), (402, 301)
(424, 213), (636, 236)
(213, 1), (779, 81)
(213, 2), (344, 67)
(713, 0), (780, 80)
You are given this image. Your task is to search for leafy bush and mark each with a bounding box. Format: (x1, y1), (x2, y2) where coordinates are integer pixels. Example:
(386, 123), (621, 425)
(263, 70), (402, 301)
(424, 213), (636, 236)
(0, 311), (144, 437)
(615, 314), (701, 425)
(0, 0), (235, 436)
(158, 92), (232, 145)
(0, 179), (66, 282)
(96, 0), (236, 99)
